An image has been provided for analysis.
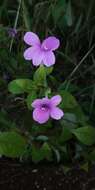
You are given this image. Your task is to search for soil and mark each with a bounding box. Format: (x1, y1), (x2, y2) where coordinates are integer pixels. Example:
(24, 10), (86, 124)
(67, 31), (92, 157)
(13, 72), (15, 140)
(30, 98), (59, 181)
(0, 158), (95, 190)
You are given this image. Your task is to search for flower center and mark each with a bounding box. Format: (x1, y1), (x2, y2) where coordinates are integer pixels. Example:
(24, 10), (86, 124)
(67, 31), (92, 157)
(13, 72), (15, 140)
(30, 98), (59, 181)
(44, 45), (48, 50)
(41, 44), (49, 51)
(41, 104), (49, 111)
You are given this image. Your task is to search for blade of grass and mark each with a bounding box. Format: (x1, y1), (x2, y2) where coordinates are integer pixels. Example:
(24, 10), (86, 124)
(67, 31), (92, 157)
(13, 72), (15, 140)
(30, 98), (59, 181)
(86, 0), (94, 22)
(83, 55), (95, 74)
(67, 43), (95, 80)
(9, 0), (22, 52)
(0, 0), (7, 19)
(22, 0), (31, 30)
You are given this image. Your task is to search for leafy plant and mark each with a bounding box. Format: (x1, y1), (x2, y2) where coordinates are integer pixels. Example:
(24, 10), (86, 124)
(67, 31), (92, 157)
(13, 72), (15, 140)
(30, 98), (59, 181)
(0, 0), (95, 170)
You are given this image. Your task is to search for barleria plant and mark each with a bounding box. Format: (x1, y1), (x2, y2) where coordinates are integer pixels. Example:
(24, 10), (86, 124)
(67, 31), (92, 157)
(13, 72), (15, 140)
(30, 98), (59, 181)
(0, 30), (95, 169)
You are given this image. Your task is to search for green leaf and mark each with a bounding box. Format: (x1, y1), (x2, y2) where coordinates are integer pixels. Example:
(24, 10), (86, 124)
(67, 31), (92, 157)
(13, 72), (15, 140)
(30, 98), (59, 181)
(31, 121), (52, 134)
(32, 143), (52, 163)
(46, 67), (53, 75)
(72, 126), (95, 145)
(26, 91), (37, 110)
(59, 126), (72, 143)
(52, 148), (61, 162)
(62, 166), (71, 174)
(8, 79), (34, 94)
(31, 145), (43, 163)
(75, 107), (87, 125)
(59, 90), (78, 113)
(61, 112), (77, 128)
(41, 142), (52, 161)
(0, 131), (27, 157)
(36, 135), (48, 142)
(60, 90), (78, 109)
(64, 113), (77, 123)
(60, 90), (87, 125)
(80, 162), (89, 172)
(33, 65), (46, 86)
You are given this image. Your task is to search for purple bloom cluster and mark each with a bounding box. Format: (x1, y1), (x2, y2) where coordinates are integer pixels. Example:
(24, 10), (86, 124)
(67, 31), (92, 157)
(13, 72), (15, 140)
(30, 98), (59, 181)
(23, 31), (64, 124)
(32, 95), (64, 124)
(24, 32), (60, 67)
(8, 28), (17, 37)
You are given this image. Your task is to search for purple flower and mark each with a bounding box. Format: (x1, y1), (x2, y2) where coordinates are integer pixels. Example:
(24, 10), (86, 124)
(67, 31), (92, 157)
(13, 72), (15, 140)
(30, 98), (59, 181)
(24, 32), (60, 67)
(8, 28), (17, 37)
(32, 95), (64, 124)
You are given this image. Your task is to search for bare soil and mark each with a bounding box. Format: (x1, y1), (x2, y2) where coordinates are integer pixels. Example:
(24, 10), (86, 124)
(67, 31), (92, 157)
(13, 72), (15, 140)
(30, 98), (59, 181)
(0, 158), (95, 190)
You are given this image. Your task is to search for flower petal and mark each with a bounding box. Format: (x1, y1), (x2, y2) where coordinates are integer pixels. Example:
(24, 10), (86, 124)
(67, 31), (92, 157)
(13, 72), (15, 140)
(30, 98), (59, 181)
(43, 51), (55, 67)
(33, 108), (49, 124)
(32, 99), (42, 108)
(32, 48), (44, 66)
(41, 97), (50, 105)
(24, 47), (35, 60)
(42, 37), (60, 51)
(51, 95), (62, 106)
(24, 46), (43, 66)
(24, 32), (40, 46)
(50, 107), (64, 120)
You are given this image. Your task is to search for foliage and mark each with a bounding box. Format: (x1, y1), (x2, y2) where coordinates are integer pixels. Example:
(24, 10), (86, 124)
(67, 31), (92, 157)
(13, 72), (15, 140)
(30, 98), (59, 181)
(0, 0), (95, 169)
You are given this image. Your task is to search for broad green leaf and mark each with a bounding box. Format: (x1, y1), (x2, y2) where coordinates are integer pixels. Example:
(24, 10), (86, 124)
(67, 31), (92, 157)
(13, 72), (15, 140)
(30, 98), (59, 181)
(33, 65), (46, 86)
(0, 131), (26, 157)
(31, 146), (41, 163)
(8, 79), (33, 94)
(60, 90), (87, 124)
(32, 143), (52, 163)
(61, 112), (77, 128)
(41, 142), (52, 161)
(60, 90), (78, 109)
(74, 106), (87, 125)
(59, 126), (72, 143)
(64, 113), (77, 123)
(26, 91), (37, 110)
(72, 126), (95, 145)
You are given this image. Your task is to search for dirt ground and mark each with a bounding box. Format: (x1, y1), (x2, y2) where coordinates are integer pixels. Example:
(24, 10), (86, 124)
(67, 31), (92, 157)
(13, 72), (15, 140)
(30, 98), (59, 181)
(0, 158), (95, 190)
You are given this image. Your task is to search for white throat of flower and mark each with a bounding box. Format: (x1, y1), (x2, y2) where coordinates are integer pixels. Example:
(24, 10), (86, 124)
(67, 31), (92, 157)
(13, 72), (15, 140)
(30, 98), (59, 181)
(44, 46), (48, 50)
